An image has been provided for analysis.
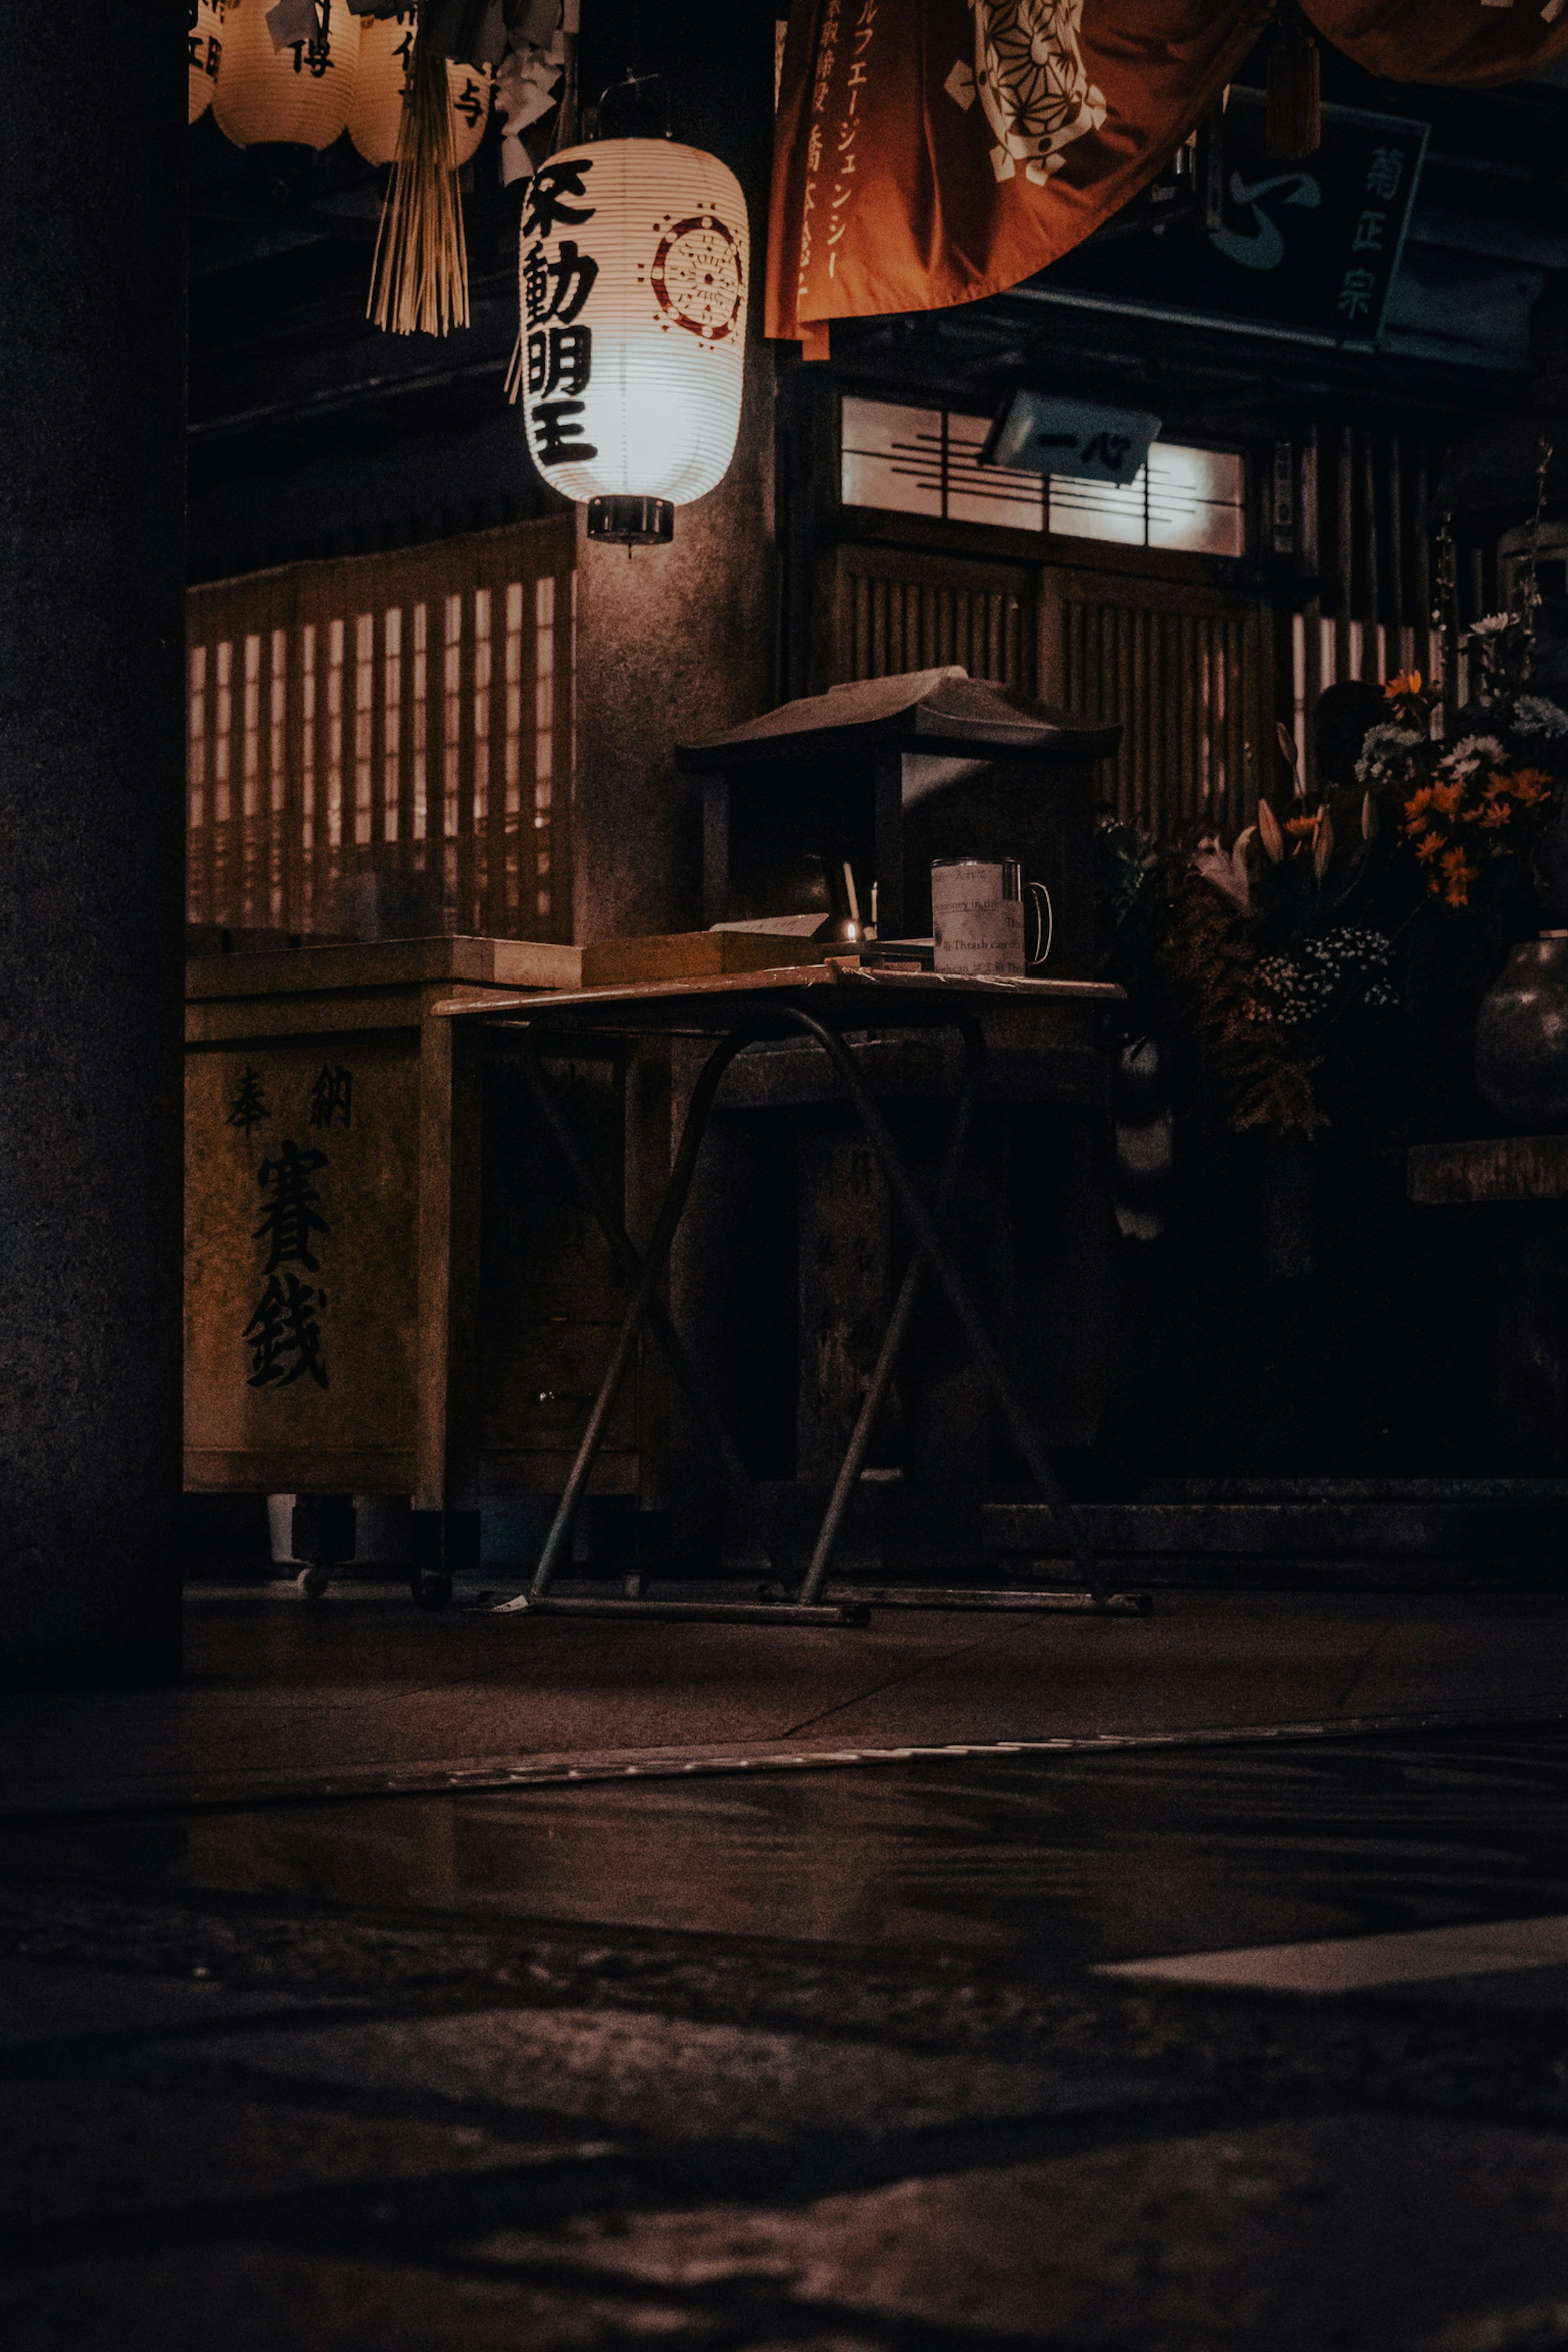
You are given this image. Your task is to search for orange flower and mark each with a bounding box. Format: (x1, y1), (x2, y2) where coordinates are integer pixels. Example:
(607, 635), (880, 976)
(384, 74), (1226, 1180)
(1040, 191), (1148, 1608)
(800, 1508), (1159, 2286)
(1499, 766), (1554, 807)
(1429, 781), (1463, 817)
(1414, 831), (1444, 861)
(1384, 670), (1423, 700)
(1439, 846), (1477, 906)
(1478, 796), (1513, 830)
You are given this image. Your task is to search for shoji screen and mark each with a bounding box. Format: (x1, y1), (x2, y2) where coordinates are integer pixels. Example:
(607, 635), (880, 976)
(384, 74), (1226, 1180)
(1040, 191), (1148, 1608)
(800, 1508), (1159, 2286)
(186, 514), (576, 940)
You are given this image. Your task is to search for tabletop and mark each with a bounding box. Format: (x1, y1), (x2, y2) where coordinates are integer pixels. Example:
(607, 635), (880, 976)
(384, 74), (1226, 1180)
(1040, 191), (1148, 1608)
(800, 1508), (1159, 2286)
(431, 959), (1125, 1035)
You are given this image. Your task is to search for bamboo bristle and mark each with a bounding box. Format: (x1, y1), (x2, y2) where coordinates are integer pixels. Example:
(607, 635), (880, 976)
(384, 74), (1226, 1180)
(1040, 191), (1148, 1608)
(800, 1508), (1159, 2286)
(369, 40), (470, 337)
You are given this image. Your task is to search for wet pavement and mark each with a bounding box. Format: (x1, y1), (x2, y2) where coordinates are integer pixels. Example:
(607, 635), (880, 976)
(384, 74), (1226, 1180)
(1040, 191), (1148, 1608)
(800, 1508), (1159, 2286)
(8, 1590), (1568, 2347)
(11, 1728), (1568, 1964)
(5, 1581), (1568, 1813)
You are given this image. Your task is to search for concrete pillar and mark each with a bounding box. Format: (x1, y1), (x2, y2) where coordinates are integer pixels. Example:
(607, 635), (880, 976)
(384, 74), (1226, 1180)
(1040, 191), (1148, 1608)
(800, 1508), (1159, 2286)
(570, 0), (780, 941)
(0, 12), (185, 1687)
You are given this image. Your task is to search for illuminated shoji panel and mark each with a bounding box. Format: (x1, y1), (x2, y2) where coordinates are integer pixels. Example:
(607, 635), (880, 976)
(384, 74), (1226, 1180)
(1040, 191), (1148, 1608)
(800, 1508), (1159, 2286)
(186, 514), (576, 940)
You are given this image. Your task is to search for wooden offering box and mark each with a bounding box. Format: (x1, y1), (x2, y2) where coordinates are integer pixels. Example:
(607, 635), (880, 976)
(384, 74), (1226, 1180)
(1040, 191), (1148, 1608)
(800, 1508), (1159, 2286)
(186, 935), (814, 1508)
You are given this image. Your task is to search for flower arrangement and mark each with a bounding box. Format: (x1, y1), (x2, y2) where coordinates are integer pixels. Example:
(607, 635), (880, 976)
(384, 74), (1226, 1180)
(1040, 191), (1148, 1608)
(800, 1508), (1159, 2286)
(1357, 620), (1568, 909)
(1103, 699), (1409, 1138)
(1097, 614), (1568, 1144)
(1097, 768), (1399, 1140)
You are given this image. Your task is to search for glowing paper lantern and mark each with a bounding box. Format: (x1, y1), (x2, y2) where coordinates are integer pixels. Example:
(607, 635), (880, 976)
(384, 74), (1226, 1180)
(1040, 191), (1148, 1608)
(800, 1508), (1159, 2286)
(349, 14), (491, 170)
(213, 0), (360, 151)
(517, 139), (748, 544)
(188, 0), (225, 124)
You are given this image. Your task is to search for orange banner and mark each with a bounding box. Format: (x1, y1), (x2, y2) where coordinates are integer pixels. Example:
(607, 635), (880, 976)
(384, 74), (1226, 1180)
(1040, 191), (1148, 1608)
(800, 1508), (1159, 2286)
(767, 0), (1568, 341)
(1303, 1), (1568, 84)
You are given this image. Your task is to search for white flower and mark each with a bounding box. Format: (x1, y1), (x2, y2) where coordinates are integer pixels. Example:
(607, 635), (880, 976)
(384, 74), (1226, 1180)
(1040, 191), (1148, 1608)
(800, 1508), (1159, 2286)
(1513, 695), (1568, 739)
(1257, 929), (1396, 1026)
(1190, 828), (1255, 913)
(1444, 735), (1506, 771)
(1355, 723), (1422, 784)
(1468, 613), (1516, 638)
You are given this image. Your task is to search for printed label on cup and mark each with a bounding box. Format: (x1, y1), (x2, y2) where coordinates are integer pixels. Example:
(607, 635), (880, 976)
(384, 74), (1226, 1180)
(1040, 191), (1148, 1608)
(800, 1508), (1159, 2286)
(931, 857), (1049, 976)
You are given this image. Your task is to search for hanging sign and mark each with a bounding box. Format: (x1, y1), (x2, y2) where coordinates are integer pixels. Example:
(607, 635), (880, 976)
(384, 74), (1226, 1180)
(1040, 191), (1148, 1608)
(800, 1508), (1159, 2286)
(983, 392), (1161, 484)
(1044, 91), (1428, 345)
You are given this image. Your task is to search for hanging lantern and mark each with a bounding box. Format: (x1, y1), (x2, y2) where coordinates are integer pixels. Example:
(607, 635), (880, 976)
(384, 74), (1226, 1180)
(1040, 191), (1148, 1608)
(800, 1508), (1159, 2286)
(349, 14), (491, 170)
(213, 0), (360, 152)
(517, 138), (748, 545)
(188, 0), (225, 125)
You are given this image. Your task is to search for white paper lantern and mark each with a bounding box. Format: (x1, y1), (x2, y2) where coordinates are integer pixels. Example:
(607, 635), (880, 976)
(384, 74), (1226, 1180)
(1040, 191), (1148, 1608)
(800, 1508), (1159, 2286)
(188, 0), (225, 125)
(213, 0), (360, 151)
(349, 15), (491, 169)
(517, 138), (748, 542)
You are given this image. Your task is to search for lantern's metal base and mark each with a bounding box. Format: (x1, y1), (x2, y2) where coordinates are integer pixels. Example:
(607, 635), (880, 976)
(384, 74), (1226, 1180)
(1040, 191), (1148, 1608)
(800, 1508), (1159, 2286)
(588, 495), (674, 546)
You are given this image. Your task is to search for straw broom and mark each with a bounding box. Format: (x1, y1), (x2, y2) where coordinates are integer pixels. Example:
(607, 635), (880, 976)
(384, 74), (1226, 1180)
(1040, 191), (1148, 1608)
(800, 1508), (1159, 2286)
(368, 33), (471, 336)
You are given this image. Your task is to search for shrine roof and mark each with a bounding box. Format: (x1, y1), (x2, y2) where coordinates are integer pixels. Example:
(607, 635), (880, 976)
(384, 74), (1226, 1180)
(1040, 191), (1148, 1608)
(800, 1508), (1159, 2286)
(677, 667), (1122, 768)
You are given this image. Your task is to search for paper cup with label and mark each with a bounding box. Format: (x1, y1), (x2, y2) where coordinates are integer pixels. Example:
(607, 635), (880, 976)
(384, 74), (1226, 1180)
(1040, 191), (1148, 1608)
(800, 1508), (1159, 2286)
(930, 858), (1052, 976)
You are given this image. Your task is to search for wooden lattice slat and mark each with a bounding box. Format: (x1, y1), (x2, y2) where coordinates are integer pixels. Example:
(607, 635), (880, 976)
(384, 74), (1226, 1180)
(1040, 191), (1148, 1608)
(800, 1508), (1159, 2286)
(186, 515), (576, 940)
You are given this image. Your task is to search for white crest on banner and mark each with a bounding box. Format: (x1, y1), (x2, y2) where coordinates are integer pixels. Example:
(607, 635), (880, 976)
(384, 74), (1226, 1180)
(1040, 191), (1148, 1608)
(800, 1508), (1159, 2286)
(944, 0), (1106, 187)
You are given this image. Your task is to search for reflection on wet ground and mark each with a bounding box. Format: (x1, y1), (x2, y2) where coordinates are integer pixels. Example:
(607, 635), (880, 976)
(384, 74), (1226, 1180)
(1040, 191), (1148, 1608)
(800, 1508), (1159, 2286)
(8, 1730), (1568, 1967)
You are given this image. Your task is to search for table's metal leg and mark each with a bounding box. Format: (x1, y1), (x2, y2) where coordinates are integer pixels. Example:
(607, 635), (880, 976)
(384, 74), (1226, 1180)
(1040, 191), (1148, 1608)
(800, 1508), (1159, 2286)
(512, 1027), (791, 1590)
(518, 1023), (784, 1601)
(781, 1007), (1107, 1606)
(794, 1016), (984, 1605)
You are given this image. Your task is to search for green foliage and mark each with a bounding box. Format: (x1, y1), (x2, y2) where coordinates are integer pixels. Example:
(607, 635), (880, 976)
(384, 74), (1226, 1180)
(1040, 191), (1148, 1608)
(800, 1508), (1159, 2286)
(1158, 874), (1326, 1138)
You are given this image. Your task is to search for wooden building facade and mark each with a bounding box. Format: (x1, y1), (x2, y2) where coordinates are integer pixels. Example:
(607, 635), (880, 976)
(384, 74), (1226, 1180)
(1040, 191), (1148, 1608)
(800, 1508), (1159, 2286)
(784, 385), (1461, 846)
(184, 410), (1463, 933)
(186, 20), (1559, 940)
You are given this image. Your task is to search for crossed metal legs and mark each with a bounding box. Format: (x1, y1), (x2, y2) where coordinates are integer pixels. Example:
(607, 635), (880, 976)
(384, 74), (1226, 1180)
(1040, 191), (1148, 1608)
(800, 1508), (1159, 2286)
(786, 1009), (1105, 1607)
(503, 1007), (1105, 1624)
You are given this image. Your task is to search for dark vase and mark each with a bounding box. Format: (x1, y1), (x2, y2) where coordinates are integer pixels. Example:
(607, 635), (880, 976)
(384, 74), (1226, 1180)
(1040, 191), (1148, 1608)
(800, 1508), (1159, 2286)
(1474, 931), (1568, 1123)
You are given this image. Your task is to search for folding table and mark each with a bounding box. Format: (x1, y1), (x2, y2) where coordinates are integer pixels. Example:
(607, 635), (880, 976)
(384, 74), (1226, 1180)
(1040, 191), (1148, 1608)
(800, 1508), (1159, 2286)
(437, 962), (1145, 1626)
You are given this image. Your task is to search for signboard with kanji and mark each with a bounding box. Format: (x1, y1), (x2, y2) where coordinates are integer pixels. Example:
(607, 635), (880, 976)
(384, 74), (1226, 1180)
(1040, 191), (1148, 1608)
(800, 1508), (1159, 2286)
(1042, 91), (1428, 347)
(185, 1034), (422, 1494)
(182, 947), (647, 1512)
(983, 392), (1163, 485)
